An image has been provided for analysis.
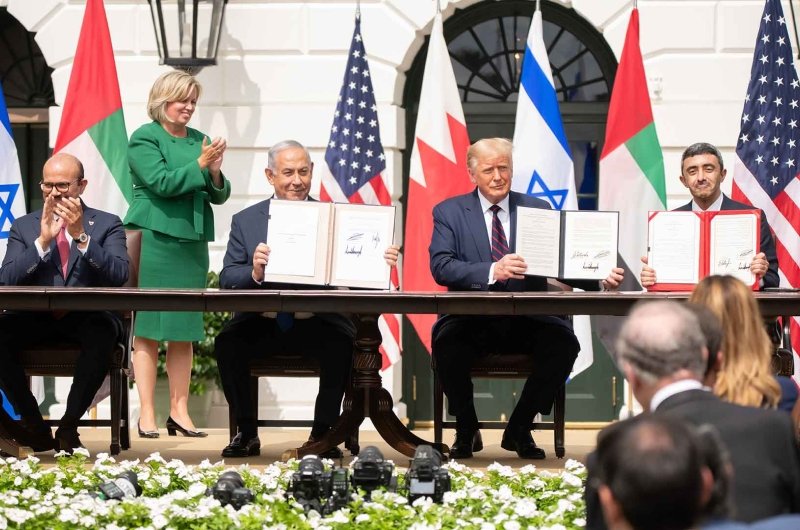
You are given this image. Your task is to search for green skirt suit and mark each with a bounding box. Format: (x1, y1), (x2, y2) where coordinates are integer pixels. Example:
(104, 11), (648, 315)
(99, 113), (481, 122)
(124, 121), (231, 341)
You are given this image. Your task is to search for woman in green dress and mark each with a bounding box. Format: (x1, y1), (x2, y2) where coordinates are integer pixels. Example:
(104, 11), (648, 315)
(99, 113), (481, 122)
(125, 71), (231, 438)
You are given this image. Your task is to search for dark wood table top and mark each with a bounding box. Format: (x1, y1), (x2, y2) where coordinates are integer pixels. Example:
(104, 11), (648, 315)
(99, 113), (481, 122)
(0, 287), (797, 317)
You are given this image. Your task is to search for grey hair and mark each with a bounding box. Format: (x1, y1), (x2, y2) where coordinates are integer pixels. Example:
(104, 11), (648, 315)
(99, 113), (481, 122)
(267, 140), (311, 171)
(616, 300), (707, 382)
(681, 142), (724, 172)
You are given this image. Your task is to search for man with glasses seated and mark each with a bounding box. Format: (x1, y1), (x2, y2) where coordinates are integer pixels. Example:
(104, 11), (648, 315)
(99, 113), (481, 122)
(0, 153), (129, 453)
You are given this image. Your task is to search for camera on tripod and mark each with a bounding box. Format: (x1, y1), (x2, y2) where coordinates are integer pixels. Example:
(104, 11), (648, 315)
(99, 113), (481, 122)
(350, 445), (397, 498)
(405, 445), (450, 503)
(206, 470), (254, 510)
(95, 471), (142, 501)
(286, 454), (350, 515)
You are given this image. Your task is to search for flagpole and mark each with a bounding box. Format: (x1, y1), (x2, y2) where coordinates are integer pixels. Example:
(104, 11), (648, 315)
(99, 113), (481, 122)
(356, 0), (360, 18)
(633, 0), (637, 8)
(536, 0), (541, 12)
(436, 0), (441, 15)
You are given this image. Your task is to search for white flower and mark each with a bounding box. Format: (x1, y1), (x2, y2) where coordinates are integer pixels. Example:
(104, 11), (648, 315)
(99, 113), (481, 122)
(513, 499), (539, 518)
(327, 510), (349, 524)
(487, 462), (514, 477)
(564, 459), (585, 473)
(560, 472), (582, 488)
(151, 514), (168, 529)
(481, 523), (497, 530)
(355, 513), (370, 522)
(503, 522), (521, 530)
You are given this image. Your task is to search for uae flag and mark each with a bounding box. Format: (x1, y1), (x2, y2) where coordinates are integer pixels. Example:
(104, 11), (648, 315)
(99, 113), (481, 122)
(54, 0), (130, 217)
(598, 7), (666, 288)
(404, 12), (472, 351)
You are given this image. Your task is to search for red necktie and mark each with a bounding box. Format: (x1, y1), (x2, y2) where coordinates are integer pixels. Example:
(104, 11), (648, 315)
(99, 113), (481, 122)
(489, 204), (509, 262)
(56, 226), (69, 277)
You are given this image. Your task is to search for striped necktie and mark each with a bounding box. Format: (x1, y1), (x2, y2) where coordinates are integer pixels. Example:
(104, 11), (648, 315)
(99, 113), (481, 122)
(489, 204), (509, 262)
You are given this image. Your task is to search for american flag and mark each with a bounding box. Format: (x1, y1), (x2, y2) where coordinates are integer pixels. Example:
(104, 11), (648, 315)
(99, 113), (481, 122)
(733, 0), (799, 381)
(322, 15), (400, 369)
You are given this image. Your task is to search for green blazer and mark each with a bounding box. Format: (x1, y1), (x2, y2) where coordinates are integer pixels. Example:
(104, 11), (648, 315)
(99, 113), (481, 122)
(124, 121), (231, 241)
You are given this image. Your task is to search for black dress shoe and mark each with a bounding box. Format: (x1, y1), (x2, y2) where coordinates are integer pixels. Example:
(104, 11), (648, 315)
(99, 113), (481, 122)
(138, 422), (159, 439)
(501, 428), (546, 459)
(0, 410), (54, 452)
(166, 416), (208, 438)
(222, 433), (261, 458)
(449, 429), (483, 459)
(54, 429), (83, 454)
(302, 435), (343, 459)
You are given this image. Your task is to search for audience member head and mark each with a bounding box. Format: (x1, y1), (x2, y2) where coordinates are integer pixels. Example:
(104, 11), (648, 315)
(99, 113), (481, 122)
(685, 304), (724, 386)
(616, 300), (707, 410)
(689, 275), (780, 408)
(679, 142), (726, 209)
(147, 70), (202, 126)
(596, 414), (713, 530)
(466, 138), (513, 205)
(265, 140), (313, 201)
(41, 153), (87, 201)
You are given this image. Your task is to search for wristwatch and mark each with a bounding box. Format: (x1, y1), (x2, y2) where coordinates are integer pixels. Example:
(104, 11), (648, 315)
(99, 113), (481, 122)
(75, 232), (89, 244)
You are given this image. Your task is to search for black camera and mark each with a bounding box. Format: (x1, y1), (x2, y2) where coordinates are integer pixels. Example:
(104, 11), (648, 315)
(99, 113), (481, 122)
(96, 471), (142, 501)
(207, 470), (254, 510)
(405, 445), (450, 503)
(287, 454), (350, 515)
(350, 445), (396, 498)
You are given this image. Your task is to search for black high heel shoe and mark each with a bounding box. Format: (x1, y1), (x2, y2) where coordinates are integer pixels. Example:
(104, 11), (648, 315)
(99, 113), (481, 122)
(165, 416), (208, 438)
(138, 421), (159, 439)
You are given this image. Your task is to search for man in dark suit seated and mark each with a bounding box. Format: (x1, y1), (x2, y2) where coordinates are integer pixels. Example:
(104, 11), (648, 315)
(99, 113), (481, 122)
(641, 142), (779, 288)
(215, 139), (398, 459)
(0, 153), (129, 453)
(585, 300), (800, 528)
(428, 137), (624, 459)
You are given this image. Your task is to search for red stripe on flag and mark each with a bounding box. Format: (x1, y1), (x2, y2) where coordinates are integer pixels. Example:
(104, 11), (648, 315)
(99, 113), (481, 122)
(773, 190), (800, 240)
(600, 9), (654, 159)
(369, 174), (391, 205)
(348, 191), (365, 204)
(54, 0), (123, 151)
(320, 184), (332, 203)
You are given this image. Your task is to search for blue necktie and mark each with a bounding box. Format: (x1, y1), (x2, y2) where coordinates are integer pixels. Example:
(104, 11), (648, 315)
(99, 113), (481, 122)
(276, 311), (294, 332)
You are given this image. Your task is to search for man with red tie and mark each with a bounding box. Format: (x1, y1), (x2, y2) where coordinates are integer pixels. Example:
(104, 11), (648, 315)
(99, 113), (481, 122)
(429, 138), (624, 459)
(0, 153), (129, 452)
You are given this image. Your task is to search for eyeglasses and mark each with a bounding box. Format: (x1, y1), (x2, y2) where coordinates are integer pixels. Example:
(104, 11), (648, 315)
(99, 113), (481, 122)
(40, 180), (80, 192)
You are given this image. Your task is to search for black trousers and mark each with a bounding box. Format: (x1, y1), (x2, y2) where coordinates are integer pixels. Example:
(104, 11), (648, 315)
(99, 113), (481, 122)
(431, 314), (579, 429)
(214, 313), (353, 437)
(0, 311), (118, 431)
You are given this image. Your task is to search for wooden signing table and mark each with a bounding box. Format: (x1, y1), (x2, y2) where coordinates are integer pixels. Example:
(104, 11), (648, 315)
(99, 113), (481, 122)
(0, 287), (798, 459)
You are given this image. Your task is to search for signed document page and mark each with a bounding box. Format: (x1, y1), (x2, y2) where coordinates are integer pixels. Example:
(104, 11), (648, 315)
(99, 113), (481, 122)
(330, 203), (396, 289)
(709, 211), (758, 287)
(515, 206), (561, 278)
(648, 211), (701, 286)
(264, 200), (331, 285)
(561, 211), (619, 280)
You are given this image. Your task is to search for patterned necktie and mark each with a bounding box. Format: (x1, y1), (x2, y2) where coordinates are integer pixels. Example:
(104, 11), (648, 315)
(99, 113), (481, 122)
(56, 226), (70, 278)
(489, 204), (509, 262)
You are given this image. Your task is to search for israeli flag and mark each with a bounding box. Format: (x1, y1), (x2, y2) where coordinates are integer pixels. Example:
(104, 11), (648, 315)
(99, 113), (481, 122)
(512, 5), (593, 378)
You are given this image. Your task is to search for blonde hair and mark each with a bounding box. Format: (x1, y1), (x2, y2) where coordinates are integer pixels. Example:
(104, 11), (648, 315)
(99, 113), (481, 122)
(689, 275), (780, 408)
(466, 138), (513, 173)
(147, 70), (202, 124)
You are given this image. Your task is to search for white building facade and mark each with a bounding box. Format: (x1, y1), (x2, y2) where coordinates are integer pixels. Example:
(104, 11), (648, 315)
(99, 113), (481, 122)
(1, 0), (783, 424)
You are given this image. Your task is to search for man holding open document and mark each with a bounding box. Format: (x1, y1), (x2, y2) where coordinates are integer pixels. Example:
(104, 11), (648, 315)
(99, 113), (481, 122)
(214, 140), (399, 459)
(429, 138), (624, 459)
(640, 143), (778, 290)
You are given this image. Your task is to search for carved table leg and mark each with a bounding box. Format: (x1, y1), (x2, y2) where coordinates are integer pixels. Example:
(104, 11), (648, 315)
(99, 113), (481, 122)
(284, 313), (445, 460)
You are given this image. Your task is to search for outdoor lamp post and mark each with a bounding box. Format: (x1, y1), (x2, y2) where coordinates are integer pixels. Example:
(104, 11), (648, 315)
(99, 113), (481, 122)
(147, 0), (228, 73)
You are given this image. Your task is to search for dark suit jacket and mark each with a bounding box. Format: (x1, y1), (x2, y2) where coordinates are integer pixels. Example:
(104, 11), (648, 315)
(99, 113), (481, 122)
(429, 189), (600, 293)
(586, 389), (800, 529)
(219, 198), (355, 336)
(675, 194), (779, 289)
(657, 390), (800, 522)
(0, 204), (128, 288)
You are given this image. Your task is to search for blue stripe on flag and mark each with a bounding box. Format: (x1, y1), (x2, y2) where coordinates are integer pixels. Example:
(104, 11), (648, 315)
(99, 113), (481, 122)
(0, 85), (11, 137)
(519, 46), (571, 156)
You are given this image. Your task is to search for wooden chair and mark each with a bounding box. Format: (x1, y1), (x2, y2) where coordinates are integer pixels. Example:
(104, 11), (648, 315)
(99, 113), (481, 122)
(227, 353), (360, 455)
(18, 229), (141, 455)
(433, 355), (567, 458)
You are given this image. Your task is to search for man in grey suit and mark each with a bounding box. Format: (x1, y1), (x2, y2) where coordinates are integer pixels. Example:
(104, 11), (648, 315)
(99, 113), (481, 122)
(215, 140), (398, 459)
(429, 137), (624, 459)
(0, 153), (129, 453)
(585, 300), (800, 528)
